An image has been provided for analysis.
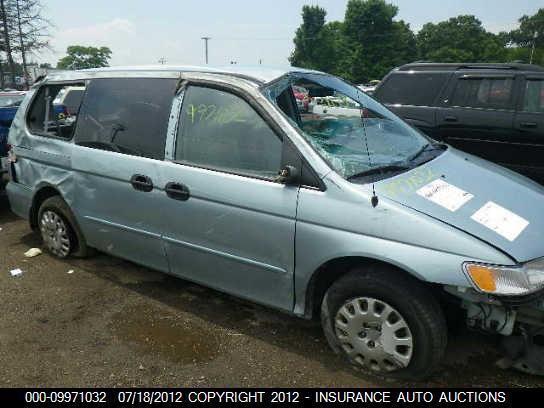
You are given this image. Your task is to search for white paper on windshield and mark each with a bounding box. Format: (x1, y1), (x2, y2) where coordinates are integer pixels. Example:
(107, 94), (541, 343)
(416, 179), (474, 212)
(471, 201), (529, 242)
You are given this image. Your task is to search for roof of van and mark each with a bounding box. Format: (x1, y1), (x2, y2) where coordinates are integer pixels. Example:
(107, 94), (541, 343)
(396, 62), (544, 72)
(43, 65), (323, 85)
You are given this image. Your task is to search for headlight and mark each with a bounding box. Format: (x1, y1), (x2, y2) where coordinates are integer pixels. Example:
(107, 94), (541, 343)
(464, 258), (544, 296)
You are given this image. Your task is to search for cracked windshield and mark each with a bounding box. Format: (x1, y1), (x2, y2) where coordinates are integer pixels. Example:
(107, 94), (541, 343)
(268, 74), (443, 182)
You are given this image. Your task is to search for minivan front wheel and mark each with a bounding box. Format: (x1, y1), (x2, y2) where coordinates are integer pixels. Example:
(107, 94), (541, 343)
(321, 265), (447, 379)
(38, 196), (90, 258)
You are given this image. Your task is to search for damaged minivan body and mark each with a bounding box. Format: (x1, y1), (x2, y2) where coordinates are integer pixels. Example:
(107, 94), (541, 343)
(6, 66), (544, 378)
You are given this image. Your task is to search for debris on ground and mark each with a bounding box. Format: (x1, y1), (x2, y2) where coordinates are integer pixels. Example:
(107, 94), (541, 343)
(67, 270), (74, 274)
(10, 268), (23, 277)
(24, 248), (42, 258)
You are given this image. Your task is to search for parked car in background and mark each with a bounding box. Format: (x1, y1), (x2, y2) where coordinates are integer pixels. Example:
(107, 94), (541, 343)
(373, 63), (544, 185)
(0, 91), (26, 188)
(358, 79), (381, 95)
(53, 85), (85, 118)
(293, 85), (310, 112)
(6, 66), (544, 379)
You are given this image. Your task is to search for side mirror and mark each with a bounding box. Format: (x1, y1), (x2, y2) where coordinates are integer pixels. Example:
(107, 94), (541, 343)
(276, 165), (299, 185)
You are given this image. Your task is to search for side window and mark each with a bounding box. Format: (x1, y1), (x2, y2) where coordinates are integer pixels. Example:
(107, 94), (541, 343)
(175, 86), (282, 180)
(374, 73), (449, 106)
(450, 77), (514, 110)
(27, 83), (86, 139)
(522, 79), (544, 113)
(74, 78), (176, 160)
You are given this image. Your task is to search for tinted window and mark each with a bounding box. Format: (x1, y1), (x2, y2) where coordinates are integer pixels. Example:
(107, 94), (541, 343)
(27, 83), (86, 139)
(522, 79), (544, 113)
(375, 73), (449, 106)
(450, 77), (514, 110)
(75, 78), (176, 160)
(175, 86), (282, 179)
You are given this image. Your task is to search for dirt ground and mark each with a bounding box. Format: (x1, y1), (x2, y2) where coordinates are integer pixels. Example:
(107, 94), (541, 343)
(0, 196), (543, 388)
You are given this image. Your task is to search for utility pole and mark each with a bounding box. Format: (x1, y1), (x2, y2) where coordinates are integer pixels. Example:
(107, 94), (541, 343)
(530, 31), (538, 64)
(201, 37), (211, 64)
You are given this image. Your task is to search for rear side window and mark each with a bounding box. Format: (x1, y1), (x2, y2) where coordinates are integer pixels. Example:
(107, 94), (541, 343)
(374, 73), (449, 106)
(522, 79), (544, 113)
(27, 83), (86, 139)
(450, 77), (514, 110)
(74, 78), (176, 160)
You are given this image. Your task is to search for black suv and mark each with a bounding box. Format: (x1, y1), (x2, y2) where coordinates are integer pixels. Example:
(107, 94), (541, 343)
(374, 63), (544, 184)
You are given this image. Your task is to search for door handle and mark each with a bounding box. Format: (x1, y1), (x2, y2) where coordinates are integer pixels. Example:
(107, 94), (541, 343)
(130, 174), (153, 192)
(520, 122), (537, 128)
(165, 182), (190, 201)
(443, 116), (458, 122)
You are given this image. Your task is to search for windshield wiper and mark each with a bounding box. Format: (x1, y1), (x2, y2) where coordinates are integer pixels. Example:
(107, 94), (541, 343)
(347, 164), (410, 181)
(408, 142), (446, 162)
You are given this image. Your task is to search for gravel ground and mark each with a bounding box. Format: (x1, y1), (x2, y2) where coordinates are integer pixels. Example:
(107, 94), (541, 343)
(0, 196), (543, 388)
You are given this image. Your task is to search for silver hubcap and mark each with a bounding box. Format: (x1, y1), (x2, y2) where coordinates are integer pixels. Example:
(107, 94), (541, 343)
(334, 297), (413, 373)
(40, 210), (71, 257)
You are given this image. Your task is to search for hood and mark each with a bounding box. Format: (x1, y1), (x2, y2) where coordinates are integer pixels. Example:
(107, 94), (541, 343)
(375, 148), (544, 263)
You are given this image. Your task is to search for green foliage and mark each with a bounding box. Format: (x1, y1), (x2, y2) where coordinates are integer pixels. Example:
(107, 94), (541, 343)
(290, 0), (418, 83)
(289, 6), (331, 70)
(57, 45), (112, 70)
(510, 9), (544, 48)
(417, 15), (506, 62)
(290, 3), (544, 82)
(508, 8), (544, 65)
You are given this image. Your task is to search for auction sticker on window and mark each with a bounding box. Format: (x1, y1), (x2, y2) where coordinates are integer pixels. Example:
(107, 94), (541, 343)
(416, 179), (473, 212)
(471, 202), (529, 242)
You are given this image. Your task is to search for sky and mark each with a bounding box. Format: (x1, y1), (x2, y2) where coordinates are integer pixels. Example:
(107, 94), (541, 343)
(37, 0), (543, 67)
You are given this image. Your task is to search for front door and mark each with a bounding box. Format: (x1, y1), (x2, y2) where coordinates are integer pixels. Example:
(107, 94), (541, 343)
(158, 84), (298, 311)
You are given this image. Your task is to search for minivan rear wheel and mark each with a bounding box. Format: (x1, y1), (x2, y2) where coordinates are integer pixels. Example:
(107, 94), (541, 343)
(38, 196), (90, 258)
(321, 264), (447, 379)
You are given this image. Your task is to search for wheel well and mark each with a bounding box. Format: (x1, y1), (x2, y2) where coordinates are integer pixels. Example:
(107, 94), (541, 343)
(29, 186), (61, 230)
(304, 256), (443, 320)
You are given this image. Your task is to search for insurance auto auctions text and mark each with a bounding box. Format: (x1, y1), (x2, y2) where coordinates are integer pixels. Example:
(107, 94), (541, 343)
(182, 390), (507, 404)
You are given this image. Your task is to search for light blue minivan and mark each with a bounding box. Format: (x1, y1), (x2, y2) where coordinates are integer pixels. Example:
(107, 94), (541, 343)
(6, 66), (544, 378)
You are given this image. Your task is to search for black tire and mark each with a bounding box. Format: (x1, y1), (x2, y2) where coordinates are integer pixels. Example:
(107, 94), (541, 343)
(37, 196), (91, 258)
(321, 264), (447, 379)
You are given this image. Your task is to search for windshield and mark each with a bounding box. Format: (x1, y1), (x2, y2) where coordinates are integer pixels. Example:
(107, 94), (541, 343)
(263, 73), (442, 182)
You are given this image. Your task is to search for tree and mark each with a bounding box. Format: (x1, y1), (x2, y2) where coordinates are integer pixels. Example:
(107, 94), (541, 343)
(508, 8), (544, 64)
(12, 0), (50, 85)
(417, 15), (506, 62)
(290, 0), (418, 83)
(289, 5), (328, 68)
(0, 0), (16, 85)
(57, 45), (112, 70)
(341, 0), (417, 82)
